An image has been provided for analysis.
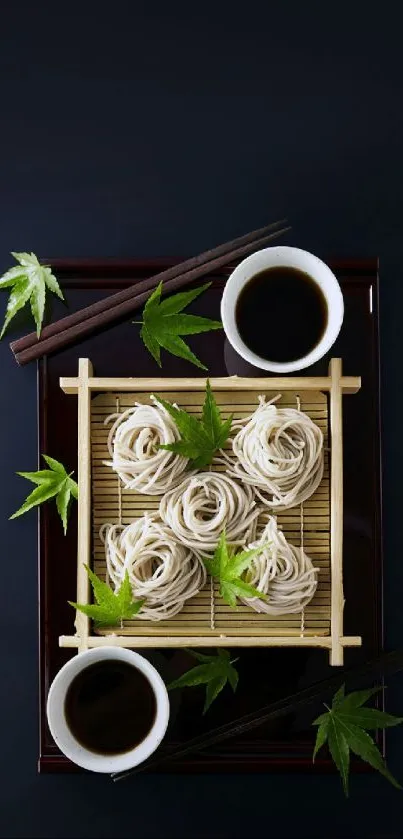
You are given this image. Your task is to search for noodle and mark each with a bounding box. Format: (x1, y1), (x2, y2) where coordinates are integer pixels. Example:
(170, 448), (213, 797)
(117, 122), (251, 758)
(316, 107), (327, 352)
(242, 516), (318, 614)
(225, 397), (323, 510)
(101, 515), (206, 621)
(159, 472), (261, 557)
(105, 397), (191, 494)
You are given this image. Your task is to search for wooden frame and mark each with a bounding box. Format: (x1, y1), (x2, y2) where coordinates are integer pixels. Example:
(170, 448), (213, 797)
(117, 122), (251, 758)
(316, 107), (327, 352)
(59, 357), (361, 665)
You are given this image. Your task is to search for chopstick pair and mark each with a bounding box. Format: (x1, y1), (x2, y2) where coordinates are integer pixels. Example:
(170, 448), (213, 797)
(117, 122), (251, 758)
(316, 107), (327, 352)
(111, 648), (403, 781)
(10, 219), (290, 365)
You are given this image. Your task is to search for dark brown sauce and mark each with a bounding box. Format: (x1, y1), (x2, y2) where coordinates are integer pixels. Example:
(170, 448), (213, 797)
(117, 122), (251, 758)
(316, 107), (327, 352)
(64, 660), (156, 755)
(235, 266), (328, 363)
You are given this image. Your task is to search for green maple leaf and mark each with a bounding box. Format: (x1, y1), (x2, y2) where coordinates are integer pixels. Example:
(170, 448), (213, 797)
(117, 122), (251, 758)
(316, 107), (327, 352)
(0, 251), (64, 338)
(10, 454), (78, 534)
(204, 530), (267, 608)
(154, 380), (232, 468)
(312, 684), (403, 796)
(69, 566), (144, 628)
(137, 281), (222, 370)
(168, 649), (239, 713)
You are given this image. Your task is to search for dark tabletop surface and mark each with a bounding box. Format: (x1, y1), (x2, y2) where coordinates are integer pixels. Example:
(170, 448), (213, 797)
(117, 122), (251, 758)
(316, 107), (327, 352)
(1, 2), (403, 837)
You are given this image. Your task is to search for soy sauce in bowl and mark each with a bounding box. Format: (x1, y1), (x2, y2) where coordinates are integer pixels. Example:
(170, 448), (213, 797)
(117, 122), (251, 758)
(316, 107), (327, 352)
(65, 659), (157, 755)
(235, 266), (328, 364)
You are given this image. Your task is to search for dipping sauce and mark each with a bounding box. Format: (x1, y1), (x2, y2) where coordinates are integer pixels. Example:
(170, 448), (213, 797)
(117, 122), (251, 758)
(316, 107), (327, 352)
(235, 266), (328, 363)
(64, 659), (156, 755)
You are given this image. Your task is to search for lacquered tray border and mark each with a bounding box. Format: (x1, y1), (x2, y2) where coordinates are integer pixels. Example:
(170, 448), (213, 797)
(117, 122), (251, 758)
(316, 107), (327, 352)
(37, 258), (383, 773)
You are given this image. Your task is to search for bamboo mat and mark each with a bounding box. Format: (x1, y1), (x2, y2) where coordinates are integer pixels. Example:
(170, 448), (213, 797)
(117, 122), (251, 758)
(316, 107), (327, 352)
(90, 388), (330, 640)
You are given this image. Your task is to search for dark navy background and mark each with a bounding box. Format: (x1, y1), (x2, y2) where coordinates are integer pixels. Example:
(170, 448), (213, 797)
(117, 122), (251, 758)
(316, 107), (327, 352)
(1, 2), (403, 837)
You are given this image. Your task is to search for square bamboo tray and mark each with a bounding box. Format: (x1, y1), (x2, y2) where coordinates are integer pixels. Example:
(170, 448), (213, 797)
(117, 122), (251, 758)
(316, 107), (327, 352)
(59, 356), (361, 665)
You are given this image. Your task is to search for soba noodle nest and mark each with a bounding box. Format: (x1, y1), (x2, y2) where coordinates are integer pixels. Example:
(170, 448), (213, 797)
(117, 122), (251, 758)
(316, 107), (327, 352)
(101, 515), (206, 621)
(159, 472), (261, 557)
(225, 397), (324, 510)
(241, 516), (318, 615)
(105, 397), (192, 494)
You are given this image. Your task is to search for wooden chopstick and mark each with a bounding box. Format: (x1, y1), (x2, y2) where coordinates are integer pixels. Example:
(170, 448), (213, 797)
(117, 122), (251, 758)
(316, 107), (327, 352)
(111, 648), (403, 781)
(10, 220), (290, 365)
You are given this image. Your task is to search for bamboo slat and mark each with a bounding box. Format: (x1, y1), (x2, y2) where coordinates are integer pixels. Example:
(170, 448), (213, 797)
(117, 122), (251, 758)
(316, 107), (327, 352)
(75, 359), (93, 652)
(60, 375), (361, 395)
(329, 358), (344, 665)
(59, 634), (363, 649)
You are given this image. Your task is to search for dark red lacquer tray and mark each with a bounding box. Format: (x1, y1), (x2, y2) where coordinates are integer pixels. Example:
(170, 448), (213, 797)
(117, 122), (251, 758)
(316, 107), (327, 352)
(38, 258), (382, 773)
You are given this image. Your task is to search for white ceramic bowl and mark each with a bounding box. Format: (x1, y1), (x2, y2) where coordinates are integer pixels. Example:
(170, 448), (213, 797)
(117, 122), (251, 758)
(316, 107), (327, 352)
(221, 246), (344, 373)
(46, 647), (170, 773)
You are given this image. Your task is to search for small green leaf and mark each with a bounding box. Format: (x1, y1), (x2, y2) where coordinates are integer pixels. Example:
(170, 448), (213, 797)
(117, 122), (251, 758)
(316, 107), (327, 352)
(201, 380), (233, 450)
(332, 684), (345, 708)
(30, 281), (46, 337)
(202, 378), (223, 441)
(227, 665), (239, 693)
(142, 280), (162, 315)
(116, 570), (144, 619)
(0, 280), (32, 338)
(16, 469), (58, 485)
(140, 324), (161, 366)
(222, 578), (265, 604)
(70, 567), (144, 627)
(226, 545), (269, 579)
(340, 720), (402, 790)
(10, 481), (61, 518)
(42, 265), (64, 299)
(217, 649), (231, 661)
(68, 476), (79, 500)
(161, 439), (202, 461)
(157, 332), (208, 369)
(311, 684), (403, 795)
(158, 283), (212, 315)
(10, 455), (78, 533)
(313, 712), (330, 726)
(337, 708), (403, 730)
(154, 381), (232, 469)
(42, 454), (66, 473)
(11, 251), (37, 267)
(203, 674), (227, 714)
(168, 664), (215, 690)
(203, 554), (221, 580)
(186, 649), (216, 663)
(340, 687), (382, 710)
(313, 720), (329, 761)
(0, 252), (63, 337)
(168, 648), (239, 713)
(85, 564), (116, 607)
(138, 281), (221, 369)
(328, 717), (350, 796)
(154, 313), (221, 337)
(56, 481), (71, 535)
(216, 416), (233, 448)
(0, 266), (26, 288)
(206, 531), (266, 608)
(220, 581), (238, 609)
(156, 396), (210, 448)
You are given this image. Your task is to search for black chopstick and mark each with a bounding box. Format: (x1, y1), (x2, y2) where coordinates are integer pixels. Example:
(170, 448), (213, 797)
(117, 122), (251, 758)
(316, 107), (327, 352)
(11, 220), (290, 365)
(111, 648), (403, 781)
